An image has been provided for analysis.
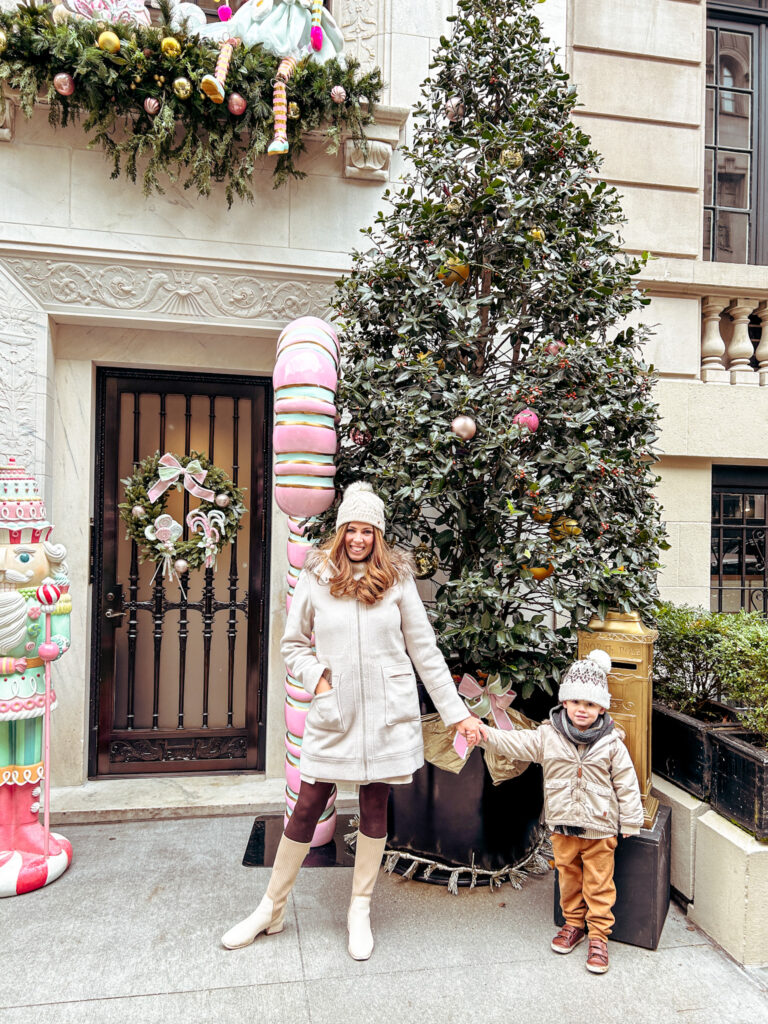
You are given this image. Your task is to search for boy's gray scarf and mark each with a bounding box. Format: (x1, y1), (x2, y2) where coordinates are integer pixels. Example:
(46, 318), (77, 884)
(549, 705), (614, 747)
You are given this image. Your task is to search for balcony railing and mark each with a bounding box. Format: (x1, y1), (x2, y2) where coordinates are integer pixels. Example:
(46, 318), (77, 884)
(701, 296), (768, 385)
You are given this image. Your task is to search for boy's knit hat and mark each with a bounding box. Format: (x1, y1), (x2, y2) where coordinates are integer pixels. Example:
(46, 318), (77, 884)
(335, 481), (386, 533)
(558, 649), (612, 710)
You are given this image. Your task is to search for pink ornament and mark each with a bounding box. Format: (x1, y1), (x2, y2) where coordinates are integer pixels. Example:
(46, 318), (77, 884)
(545, 341), (564, 355)
(217, 4), (232, 19)
(35, 584), (61, 609)
(451, 415), (477, 441)
(38, 641), (61, 663)
(513, 408), (540, 433)
(53, 73), (75, 97)
(27, 605), (42, 621)
(143, 97), (160, 116)
(330, 85), (346, 104)
(310, 25), (323, 51)
(227, 92), (247, 116)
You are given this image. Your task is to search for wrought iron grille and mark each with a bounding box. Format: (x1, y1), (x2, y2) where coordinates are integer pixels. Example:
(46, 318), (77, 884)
(91, 367), (271, 776)
(711, 467), (768, 613)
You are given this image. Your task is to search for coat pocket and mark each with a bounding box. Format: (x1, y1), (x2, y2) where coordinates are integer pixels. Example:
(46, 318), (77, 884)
(382, 662), (420, 726)
(309, 684), (345, 733)
(583, 780), (614, 820)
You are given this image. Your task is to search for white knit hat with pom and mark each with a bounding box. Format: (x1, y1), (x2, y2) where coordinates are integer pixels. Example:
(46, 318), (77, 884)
(335, 481), (386, 533)
(558, 649), (612, 710)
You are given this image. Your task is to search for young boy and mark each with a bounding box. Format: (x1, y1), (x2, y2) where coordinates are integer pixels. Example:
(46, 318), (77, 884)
(476, 649), (643, 974)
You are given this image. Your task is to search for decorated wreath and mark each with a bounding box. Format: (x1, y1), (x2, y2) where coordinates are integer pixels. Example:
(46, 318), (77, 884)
(119, 450), (246, 578)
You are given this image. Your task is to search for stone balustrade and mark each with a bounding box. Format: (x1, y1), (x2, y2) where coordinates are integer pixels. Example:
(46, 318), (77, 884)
(701, 295), (768, 386)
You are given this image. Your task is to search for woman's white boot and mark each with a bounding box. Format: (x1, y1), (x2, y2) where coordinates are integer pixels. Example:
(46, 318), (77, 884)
(221, 835), (310, 949)
(347, 832), (387, 960)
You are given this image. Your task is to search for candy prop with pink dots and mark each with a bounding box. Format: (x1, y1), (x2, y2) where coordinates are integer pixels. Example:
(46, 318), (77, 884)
(273, 316), (339, 846)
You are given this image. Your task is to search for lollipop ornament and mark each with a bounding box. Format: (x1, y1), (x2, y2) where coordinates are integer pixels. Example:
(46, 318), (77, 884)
(35, 583), (62, 861)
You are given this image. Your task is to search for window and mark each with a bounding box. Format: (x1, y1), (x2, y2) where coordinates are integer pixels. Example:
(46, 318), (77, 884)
(711, 466), (768, 613)
(705, 3), (768, 265)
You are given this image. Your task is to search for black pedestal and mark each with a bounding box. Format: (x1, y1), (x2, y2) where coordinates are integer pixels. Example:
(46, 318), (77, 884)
(554, 804), (671, 950)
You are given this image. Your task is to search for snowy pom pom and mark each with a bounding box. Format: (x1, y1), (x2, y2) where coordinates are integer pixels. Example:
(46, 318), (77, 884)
(586, 649), (611, 675)
(343, 481), (374, 497)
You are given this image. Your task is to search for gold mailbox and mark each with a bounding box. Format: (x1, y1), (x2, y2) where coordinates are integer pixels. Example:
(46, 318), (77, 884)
(578, 610), (658, 830)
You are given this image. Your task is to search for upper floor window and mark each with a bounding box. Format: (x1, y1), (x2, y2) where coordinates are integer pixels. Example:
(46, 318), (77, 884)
(705, 3), (768, 264)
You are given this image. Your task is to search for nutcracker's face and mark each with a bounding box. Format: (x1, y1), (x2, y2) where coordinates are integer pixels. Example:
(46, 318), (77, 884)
(0, 543), (52, 591)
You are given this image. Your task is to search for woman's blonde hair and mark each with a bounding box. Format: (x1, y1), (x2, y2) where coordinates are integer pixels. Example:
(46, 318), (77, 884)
(324, 524), (399, 605)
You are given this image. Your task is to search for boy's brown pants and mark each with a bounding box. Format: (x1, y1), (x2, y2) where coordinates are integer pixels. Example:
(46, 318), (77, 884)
(551, 833), (619, 942)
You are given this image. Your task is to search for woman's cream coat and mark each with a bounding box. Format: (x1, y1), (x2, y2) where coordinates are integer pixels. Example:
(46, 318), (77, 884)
(281, 550), (468, 783)
(482, 719), (644, 836)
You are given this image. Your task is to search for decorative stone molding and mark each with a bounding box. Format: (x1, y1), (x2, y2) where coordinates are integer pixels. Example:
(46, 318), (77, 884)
(344, 138), (392, 180)
(337, 0), (381, 72)
(0, 98), (14, 143)
(1, 256), (336, 328)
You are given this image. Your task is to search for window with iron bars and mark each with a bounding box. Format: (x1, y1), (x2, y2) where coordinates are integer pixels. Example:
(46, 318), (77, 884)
(711, 466), (768, 613)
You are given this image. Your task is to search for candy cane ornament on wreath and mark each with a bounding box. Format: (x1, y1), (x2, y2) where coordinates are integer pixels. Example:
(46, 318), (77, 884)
(35, 583), (62, 861)
(187, 508), (227, 570)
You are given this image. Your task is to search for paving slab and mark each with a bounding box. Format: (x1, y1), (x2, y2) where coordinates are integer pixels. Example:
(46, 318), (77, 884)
(2, 817), (767, 1024)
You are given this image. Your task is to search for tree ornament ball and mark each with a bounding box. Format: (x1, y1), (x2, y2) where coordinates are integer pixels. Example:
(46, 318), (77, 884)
(144, 96), (160, 116)
(437, 256), (470, 286)
(513, 408), (539, 432)
(529, 228), (545, 243)
(173, 77), (192, 100)
(217, 4), (233, 19)
(446, 196), (463, 215)
(227, 92), (247, 116)
(451, 415), (476, 441)
(444, 96), (465, 122)
(288, 101), (300, 120)
(53, 73), (75, 96)
(174, 558), (189, 575)
(161, 36), (182, 58)
(131, 504), (146, 519)
(561, 517), (582, 537)
(500, 148), (523, 169)
(331, 85), (347, 104)
(531, 506), (553, 523)
(524, 562), (554, 581)
(350, 427), (372, 446)
(98, 31), (121, 54)
(413, 544), (439, 580)
(0, 29), (7, 54)
(545, 340), (564, 356)
(215, 493), (231, 508)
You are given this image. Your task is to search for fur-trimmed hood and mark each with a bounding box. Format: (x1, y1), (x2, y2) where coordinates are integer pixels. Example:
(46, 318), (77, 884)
(303, 546), (415, 584)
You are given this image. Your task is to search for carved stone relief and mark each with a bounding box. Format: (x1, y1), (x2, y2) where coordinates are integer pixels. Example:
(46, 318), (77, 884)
(344, 138), (392, 181)
(336, 0), (381, 72)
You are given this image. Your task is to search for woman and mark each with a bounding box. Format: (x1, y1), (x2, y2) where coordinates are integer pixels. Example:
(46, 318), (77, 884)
(221, 482), (479, 959)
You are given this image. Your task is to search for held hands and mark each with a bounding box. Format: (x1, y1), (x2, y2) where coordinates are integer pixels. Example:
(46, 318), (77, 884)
(454, 716), (486, 747)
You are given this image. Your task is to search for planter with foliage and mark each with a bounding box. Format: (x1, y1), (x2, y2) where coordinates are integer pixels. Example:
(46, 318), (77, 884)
(709, 729), (768, 840)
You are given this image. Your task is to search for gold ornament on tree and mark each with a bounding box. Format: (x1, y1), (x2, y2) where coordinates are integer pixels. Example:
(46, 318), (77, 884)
(500, 149), (523, 168)
(288, 102), (300, 120)
(437, 256), (470, 286)
(161, 36), (182, 58)
(413, 544), (439, 580)
(97, 31), (121, 54)
(173, 77), (192, 99)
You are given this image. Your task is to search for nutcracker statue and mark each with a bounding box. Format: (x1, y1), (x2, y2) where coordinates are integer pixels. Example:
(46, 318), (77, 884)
(0, 458), (72, 896)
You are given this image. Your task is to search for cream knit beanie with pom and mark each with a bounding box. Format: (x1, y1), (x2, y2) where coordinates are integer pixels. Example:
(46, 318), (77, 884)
(335, 481), (386, 533)
(558, 649), (612, 710)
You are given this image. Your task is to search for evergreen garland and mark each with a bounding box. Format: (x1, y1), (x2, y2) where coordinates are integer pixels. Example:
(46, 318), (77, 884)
(0, 2), (383, 204)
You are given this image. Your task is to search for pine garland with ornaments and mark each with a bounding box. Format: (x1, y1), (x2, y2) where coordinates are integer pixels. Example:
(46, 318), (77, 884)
(0, 1), (382, 203)
(322, 0), (669, 701)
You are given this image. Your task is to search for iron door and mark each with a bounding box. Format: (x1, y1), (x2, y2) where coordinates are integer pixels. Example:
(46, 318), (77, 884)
(90, 367), (271, 776)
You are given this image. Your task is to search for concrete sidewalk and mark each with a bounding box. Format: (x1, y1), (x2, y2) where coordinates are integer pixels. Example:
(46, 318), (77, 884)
(3, 817), (768, 1024)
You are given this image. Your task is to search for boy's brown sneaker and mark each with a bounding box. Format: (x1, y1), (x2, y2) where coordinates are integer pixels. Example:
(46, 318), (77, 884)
(551, 923), (586, 953)
(586, 938), (610, 973)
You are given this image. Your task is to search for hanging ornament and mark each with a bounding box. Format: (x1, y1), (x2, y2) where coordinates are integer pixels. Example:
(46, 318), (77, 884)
(413, 543), (439, 580)
(214, 493), (231, 508)
(545, 340), (564, 356)
(561, 518), (582, 537)
(227, 92), (247, 116)
(161, 36), (181, 58)
(53, 73), (75, 97)
(451, 415), (476, 441)
(500, 149), (523, 168)
(173, 558), (189, 575)
(0, 30), (7, 54)
(288, 101), (300, 120)
(446, 196), (462, 215)
(143, 96), (160, 116)
(437, 256), (470, 286)
(548, 516), (580, 541)
(513, 408), (539, 432)
(444, 96), (465, 122)
(523, 562), (554, 581)
(217, 4), (233, 19)
(97, 31), (121, 54)
(131, 504), (146, 519)
(173, 77), (192, 99)
(531, 507), (553, 523)
(350, 427), (372, 446)
(331, 85), (347, 104)
(529, 228), (545, 243)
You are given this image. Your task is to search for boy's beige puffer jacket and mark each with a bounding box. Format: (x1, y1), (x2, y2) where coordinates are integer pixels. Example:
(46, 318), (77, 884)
(482, 718), (644, 836)
(281, 549), (468, 783)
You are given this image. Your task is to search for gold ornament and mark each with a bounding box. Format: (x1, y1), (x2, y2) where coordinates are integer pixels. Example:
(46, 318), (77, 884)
(173, 76), (192, 99)
(437, 256), (470, 286)
(446, 197), (462, 215)
(500, 149), (523, 169)
(97, 31), (121, 54)
(523, 562), (554, 581)
(161, 36), (182, 58)
(529, 228), (545, 243)
(288, 102), (300, 120)
(413, 544), (439, 580)
(0, 29), (8, 54)
(561, 517), (582, 536)
(531, 507), (553, 523)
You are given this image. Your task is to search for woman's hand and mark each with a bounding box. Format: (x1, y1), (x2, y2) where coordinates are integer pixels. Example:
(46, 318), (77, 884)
(455, 716), (483, 746)
(315, 674), (332, 695)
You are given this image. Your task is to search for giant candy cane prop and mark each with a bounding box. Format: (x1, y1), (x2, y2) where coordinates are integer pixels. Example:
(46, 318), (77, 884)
(273, 316), (340, 846)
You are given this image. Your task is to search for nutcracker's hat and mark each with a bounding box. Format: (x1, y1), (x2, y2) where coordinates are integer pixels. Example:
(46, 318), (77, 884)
(0, 458), (53, 542)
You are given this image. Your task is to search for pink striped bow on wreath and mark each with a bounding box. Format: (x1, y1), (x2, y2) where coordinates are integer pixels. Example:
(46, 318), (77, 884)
(147, 453), (216, 503)
(458, 673), (516, 730)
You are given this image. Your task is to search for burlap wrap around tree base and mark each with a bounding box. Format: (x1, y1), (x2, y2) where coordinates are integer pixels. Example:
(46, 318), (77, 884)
(421, 710), (538, 782)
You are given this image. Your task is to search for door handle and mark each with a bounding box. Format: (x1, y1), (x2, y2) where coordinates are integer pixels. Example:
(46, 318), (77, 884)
(105, 608), (126, 619)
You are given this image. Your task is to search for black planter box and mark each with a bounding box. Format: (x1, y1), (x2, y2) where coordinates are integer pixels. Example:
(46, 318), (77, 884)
(652, 700), (739, 801)
(554, 804), (671, 950)
(710, 729), (768, 841)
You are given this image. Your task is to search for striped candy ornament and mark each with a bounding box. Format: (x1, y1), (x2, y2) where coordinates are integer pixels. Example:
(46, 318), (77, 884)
(35, 584), (61, 611)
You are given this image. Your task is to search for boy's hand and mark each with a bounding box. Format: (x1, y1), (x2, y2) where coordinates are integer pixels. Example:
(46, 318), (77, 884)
(455, 716), (482, 746)
(476, 721), (490, 742)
